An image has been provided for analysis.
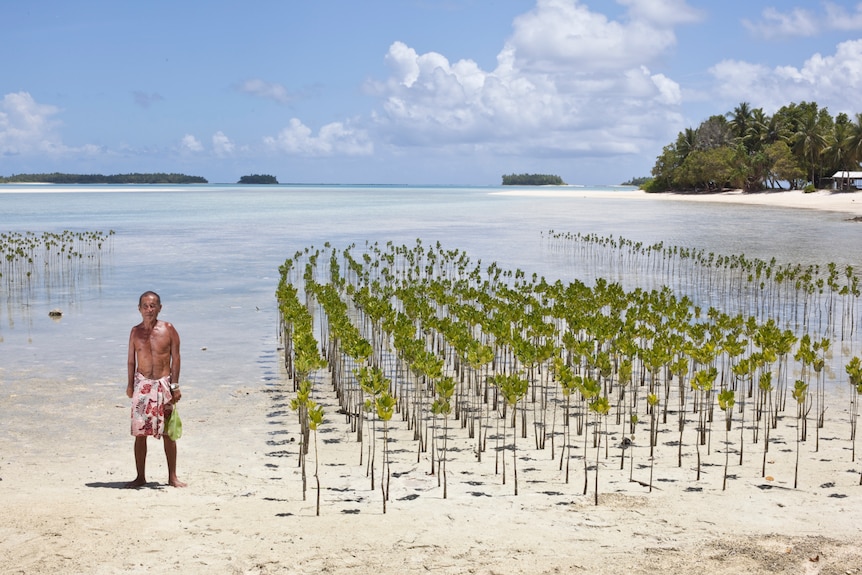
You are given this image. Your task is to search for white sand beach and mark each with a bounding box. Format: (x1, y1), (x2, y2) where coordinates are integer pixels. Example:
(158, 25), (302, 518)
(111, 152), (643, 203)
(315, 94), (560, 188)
(494, 187), (862, 218)
(2, 189), (862, 575)
(3, 367), (862, 574)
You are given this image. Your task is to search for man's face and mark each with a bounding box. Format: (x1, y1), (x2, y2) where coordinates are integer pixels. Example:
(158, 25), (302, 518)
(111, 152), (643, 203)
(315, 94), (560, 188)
(139, 296), (162, 320)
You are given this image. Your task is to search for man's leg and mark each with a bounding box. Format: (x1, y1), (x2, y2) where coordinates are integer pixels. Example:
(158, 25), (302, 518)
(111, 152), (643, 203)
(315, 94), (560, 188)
(163, 411), (187, 487)
(125, 436), (148, 488)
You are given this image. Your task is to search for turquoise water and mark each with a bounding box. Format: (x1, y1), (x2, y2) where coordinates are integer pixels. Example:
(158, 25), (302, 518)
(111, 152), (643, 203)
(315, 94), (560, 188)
(2, 184), (861, 392)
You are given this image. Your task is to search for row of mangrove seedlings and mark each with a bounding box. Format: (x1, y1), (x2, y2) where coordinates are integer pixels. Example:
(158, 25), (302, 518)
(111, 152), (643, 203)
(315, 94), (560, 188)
(1, 230), (115, 316)
(276, 236), (862, 514)
(546, 231), (859, 342)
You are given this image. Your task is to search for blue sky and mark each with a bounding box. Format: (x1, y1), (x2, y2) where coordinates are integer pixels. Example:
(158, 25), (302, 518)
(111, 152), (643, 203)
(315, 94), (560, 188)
(3, 0), (862, 185)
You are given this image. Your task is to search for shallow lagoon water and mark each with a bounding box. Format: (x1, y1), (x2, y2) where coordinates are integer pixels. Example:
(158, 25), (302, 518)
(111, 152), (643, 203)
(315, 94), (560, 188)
(2, 184), (861, 395)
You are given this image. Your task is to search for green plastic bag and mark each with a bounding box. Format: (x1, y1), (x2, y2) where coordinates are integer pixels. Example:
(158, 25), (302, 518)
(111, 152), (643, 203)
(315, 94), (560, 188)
(166, 406), (183, 441)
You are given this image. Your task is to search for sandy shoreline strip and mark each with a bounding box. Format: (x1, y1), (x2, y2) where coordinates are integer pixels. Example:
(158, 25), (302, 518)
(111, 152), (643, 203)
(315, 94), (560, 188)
(492, 187), (862, 217)
(4, 184), (862, 217)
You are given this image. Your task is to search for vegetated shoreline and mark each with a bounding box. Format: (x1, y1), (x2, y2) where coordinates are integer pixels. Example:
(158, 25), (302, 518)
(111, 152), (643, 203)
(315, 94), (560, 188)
(0, 172), (207, 184)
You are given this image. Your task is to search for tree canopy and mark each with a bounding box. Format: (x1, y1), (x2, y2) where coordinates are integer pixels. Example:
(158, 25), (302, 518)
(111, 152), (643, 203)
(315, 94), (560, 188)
(644, 101), (862, 193)
(621, 176), (651, 187)
(0, 172), (207, 184)
(238, 174), (279, 184)
(502, 173), (565, 186)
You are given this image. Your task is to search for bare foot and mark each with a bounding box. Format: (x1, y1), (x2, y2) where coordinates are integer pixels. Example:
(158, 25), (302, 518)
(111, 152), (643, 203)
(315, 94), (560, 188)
(169, 478), (187, 488)
(124, 478), (147, 489)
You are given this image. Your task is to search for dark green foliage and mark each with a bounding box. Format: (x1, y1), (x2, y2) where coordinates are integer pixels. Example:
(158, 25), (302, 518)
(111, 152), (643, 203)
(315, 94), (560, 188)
(0, 172), (207, 184)
(502, 173), (565, 186)
(647, 100), (862, 192)
(621, 176), (652, 187)
(238, 174), (279, 184)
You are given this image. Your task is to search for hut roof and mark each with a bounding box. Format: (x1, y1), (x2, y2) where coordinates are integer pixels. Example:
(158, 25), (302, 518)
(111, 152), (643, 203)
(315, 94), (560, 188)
(832, 171), (862, 178)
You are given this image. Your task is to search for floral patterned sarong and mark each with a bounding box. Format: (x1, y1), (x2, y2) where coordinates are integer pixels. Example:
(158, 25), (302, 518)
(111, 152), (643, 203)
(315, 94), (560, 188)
(130, 372), (172, 439)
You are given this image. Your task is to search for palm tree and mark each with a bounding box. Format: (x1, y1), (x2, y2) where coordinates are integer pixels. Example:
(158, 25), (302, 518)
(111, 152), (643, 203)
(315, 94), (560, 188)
(676, 127), (698, 159)
(825, 113), (852, 177)
(728, 102), (754, 145)
(793, 106), (830, 186)
(748, 107), (770, 150)
(845, 113), (862, 174)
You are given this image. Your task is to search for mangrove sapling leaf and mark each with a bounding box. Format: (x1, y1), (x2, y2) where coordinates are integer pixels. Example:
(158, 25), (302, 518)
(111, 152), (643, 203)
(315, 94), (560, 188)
(555, 360), (577, 482)
(617, 358), (634, 470)
(308, 401), (325, 515)
(589, 396), (611, 505)
(774, 329), (797, 413)
(580, 376), (601, 496)
(794, 334), (816, 443)
(466, 342), (494, 462)
(718, 389), (735, 491)
(671, 355), (689, 468)
(290, 378), (320, 499)
(792, 380), (808, 489)
(647, 393), (659, 492)
(759, 371), (774, 478)
(494, 372), (529, 495)
(691, 367), (717, 481)
(290, 389), (309, 499)
(375, 391), (397, 514)
(845, 356), (862, 465)
(629, 415), (638, 483)
(432, 376), (456, 498)
(357, 365), (388, 489)
(732, 357), (755, 466)
(812, 338), (830, 452)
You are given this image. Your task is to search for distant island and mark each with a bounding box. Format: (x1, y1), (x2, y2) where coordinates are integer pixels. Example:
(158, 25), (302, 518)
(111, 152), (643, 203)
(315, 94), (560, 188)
(238, 174), (279, 184)
(502, 173), (565, 185)
(0, 172), (207, 184)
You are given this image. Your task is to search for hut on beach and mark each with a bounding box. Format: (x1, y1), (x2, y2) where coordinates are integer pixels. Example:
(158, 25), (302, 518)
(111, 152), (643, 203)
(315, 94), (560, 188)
(832, 171), (862, 191)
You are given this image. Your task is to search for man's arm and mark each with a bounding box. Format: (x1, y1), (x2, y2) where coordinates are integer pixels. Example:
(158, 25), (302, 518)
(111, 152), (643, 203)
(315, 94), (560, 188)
(126, 329), (137, 398)
(168, 323), (182, 402)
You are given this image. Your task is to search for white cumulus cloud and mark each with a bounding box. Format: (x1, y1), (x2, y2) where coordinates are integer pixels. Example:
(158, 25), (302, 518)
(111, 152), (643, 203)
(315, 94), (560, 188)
(824, 1), (862, 30)
(507, 0), (698, 73)
(239, 79), (293, 104)
(744, 3), (862, 39)
(0, 91), (64, 155)
(710, 39), (862, 113)
(742, 7), (818, 38)
(212, 131), (236, 157)
(180, 134), (204, 153)
(264, 118), (373, 156)
(369, 0), (700, 157)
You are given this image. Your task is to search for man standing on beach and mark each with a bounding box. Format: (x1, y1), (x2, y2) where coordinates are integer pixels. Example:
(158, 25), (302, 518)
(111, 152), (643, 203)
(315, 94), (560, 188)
(126, 291), (187, 488)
